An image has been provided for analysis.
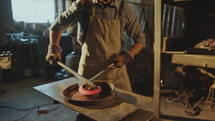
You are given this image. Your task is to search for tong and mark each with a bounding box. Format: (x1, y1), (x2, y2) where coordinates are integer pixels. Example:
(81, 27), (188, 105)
(88, 63), (115, 81)
(57, 61), (115, 89)
(57, 61), (97, 89)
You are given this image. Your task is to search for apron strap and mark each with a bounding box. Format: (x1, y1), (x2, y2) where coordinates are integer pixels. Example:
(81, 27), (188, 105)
(114, 6), (118, 19)
(82, 8), (89, 44)
(118, 0), (124, 18)
(92, 6), (96, 16)
(115, 0), (124, 19)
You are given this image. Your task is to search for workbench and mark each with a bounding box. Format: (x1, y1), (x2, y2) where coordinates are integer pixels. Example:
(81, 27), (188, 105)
(34, 77), (156, 121)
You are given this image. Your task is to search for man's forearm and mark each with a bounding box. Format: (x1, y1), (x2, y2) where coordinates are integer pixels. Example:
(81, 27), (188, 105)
(129, 43), (144, 56)
(49, 30), (64, 45)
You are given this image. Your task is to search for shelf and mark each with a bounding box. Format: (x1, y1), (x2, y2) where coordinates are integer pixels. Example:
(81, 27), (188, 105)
(171, 53), (215, 69)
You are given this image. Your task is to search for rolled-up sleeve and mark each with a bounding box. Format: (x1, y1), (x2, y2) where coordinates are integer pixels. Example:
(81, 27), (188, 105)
(49, 2), (83, 32)
(124, 3), (146, 45)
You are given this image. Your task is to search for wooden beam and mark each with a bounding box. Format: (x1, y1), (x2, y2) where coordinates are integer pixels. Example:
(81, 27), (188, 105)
(154, 0), (161, 118)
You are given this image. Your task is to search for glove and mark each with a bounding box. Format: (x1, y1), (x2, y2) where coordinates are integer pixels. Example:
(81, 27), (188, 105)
(45, 43), (62, 65)
(109, 50), (134, 68)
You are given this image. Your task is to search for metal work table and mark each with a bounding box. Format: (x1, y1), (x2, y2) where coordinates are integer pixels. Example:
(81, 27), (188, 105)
(34, 77), (155, 121)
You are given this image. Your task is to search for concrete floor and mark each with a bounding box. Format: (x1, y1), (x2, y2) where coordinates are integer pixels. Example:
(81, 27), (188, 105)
(0, 75), (78, 121)
(160, 95), (215, 121)
(0, 73), (215, 121)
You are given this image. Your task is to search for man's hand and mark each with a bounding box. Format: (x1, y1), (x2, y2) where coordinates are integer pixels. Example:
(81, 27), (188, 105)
(109, 50), (134, 68)
(45, 44), (62, 65)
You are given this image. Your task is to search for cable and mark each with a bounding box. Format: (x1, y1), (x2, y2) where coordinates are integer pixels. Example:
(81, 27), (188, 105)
(13, 111), (33, 121)
(0, 102), (60, 121)
(0, 102), (55, 111)
(0, 105), (35, 111)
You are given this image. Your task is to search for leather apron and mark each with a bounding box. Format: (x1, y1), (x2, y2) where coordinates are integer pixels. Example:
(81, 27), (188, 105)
(78, 5), (132, 92)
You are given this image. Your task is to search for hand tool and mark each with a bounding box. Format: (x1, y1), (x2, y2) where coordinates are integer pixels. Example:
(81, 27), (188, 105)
(89, 63), (115, 82)
(57, 61), (97, 89)
(78, 63), (115, 95)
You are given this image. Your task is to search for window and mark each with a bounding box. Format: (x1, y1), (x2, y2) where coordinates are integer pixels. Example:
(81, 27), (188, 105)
(12, 0), (55, 23)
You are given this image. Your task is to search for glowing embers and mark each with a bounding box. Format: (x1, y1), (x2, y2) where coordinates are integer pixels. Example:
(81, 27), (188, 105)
(79, 84), (102, 96)
(62, 81), (115, 103)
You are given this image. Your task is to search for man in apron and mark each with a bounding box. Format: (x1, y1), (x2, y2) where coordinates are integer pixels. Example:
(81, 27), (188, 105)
(46, 0), (146, 93)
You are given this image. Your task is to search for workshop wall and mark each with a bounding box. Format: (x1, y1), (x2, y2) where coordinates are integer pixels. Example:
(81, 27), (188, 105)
(0, 0), (15, 34)
(0, 0), (73, 80)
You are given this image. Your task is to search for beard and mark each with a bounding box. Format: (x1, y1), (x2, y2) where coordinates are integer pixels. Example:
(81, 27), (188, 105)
(99, 0), (113, 4)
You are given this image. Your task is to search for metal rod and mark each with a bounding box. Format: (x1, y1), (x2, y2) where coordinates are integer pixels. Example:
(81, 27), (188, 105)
(57, 61), (97, 88)
(89, 63), (115, 82)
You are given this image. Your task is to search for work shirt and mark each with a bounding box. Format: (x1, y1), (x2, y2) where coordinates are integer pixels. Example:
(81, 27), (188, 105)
(49, 0), (146, 47)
